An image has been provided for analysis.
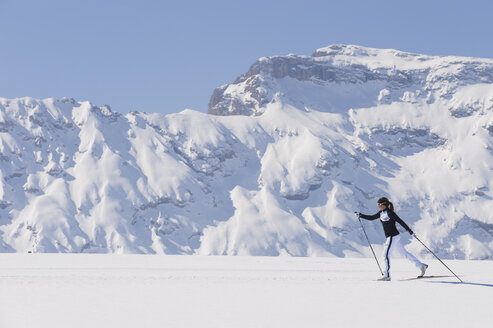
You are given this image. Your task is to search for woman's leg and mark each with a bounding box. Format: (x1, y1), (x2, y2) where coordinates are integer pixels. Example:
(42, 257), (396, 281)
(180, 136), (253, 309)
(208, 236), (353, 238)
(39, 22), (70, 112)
(382, 236), (395, 278)
(394, 235), (424, 268)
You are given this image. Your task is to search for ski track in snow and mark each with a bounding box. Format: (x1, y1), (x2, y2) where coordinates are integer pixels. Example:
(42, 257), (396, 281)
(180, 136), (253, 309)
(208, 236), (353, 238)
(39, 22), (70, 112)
(0, 255), (491, 328)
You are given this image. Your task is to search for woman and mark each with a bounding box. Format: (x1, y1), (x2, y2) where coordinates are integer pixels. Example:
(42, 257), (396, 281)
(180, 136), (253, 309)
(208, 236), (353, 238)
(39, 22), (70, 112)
(357, 197), (428, 281)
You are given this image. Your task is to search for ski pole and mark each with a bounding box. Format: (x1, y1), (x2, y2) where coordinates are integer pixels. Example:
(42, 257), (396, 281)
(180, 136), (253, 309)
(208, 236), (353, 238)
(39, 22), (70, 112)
(413, 235), (463, 283)
(356, 214), (383, 276)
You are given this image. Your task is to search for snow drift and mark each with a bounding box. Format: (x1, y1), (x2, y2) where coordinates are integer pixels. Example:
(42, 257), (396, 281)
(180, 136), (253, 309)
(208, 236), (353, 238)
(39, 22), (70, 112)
(0, 44), (492, 258)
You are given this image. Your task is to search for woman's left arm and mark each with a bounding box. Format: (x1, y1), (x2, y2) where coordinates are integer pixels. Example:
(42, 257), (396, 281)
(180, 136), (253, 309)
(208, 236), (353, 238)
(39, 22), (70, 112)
(389, 211), (414, 235)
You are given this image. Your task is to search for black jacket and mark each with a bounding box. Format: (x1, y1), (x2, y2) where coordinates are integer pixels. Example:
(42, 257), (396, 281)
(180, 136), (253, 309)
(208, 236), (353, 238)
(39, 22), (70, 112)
(359, 209), (413, 238)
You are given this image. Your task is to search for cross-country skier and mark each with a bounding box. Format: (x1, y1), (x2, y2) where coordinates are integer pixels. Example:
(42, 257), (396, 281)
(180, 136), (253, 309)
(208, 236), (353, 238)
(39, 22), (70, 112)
(357, 197), (428, 281)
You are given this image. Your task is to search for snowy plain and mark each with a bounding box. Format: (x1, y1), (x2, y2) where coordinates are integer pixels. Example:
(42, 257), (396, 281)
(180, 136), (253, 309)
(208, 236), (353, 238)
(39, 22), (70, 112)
(0, 254), (491, 328)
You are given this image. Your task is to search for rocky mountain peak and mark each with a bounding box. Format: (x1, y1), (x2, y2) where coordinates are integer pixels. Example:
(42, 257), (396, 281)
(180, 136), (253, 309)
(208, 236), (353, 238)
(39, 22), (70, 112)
(208, 44), (493, 117)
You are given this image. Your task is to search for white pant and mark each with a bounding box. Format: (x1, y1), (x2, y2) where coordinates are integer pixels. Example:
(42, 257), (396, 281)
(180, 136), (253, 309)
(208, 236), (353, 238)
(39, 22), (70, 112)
(382, 234), (423, 278)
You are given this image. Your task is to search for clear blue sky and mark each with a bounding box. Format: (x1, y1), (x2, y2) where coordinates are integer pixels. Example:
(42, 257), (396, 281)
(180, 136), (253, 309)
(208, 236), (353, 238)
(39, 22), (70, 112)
(1, 0), (492, 115)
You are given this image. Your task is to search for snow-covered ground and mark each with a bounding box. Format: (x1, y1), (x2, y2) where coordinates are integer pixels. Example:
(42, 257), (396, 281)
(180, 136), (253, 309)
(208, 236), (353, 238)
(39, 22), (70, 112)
(0, 254), (491, 328)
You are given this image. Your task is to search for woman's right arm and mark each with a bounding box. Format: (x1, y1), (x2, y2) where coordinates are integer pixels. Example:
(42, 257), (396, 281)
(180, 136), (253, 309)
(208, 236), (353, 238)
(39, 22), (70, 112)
(358, 212), (380, 221)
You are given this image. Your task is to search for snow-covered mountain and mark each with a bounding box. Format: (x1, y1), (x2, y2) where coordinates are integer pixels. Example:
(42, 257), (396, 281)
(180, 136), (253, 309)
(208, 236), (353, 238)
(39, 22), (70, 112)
(1, 45), (492, 258)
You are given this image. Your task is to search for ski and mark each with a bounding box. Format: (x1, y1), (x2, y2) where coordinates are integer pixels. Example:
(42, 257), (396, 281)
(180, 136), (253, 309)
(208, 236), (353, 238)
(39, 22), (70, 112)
(400, 275), (453, 281)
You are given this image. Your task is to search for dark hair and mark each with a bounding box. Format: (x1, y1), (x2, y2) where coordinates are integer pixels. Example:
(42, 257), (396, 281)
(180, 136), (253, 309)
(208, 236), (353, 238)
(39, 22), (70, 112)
(377, 197), (394, 211)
